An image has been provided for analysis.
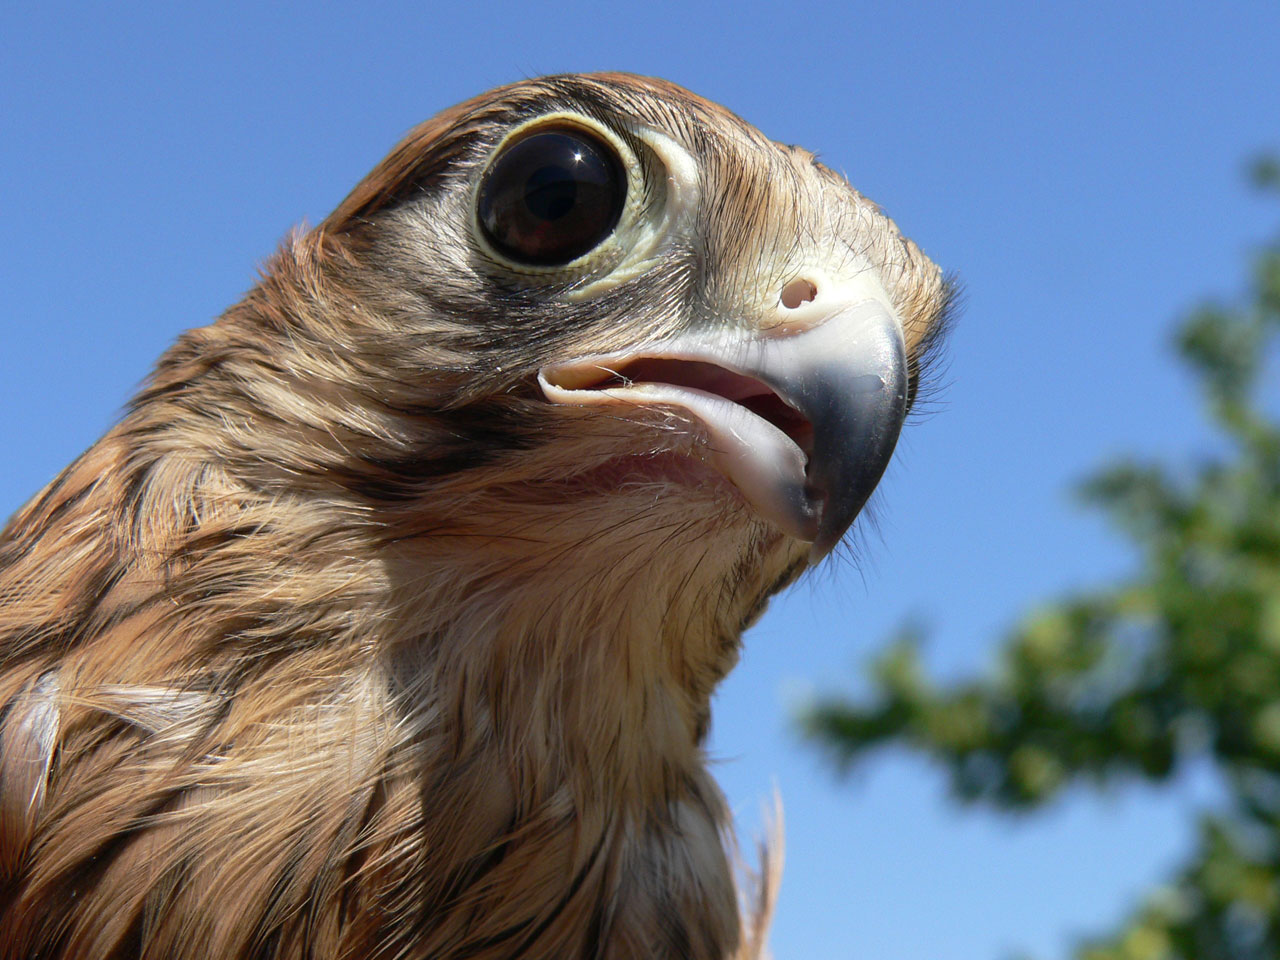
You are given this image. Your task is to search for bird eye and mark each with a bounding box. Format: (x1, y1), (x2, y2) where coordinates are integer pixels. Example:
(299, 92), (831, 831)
(477, 127), (626, 266)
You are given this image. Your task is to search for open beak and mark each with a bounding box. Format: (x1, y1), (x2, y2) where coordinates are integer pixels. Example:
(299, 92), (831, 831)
(538, 295), (907, 561)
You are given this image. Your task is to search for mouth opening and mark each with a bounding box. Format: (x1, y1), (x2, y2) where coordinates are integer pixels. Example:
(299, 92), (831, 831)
(558, 357), (815, 455)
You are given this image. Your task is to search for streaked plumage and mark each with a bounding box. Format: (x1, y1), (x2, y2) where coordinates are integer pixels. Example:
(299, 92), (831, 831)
(0, 74), (951, 959)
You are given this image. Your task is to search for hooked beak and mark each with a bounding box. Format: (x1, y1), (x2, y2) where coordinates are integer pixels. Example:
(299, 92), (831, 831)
(538, 290), (908, 561)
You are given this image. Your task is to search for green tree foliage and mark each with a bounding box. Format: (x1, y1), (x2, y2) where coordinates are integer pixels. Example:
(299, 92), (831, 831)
(804, 161), (1280, 960)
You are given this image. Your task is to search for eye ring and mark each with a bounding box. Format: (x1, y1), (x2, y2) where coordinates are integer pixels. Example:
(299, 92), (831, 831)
(476, 123), (627, 268)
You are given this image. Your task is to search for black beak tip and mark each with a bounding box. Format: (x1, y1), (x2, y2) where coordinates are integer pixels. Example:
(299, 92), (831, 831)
(804, 482), (876, 563)
(799, 381), (907, 563)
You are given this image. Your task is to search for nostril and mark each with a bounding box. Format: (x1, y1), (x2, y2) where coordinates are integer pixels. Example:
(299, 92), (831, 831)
(779, 278), (818, 309)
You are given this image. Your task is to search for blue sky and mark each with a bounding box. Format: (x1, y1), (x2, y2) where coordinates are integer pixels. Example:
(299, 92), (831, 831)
(2, 2), (1277, 957)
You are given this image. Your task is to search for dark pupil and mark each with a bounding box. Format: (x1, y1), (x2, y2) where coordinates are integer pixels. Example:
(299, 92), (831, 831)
(478, 129), (625, 266)
(525, 165), (577, 221)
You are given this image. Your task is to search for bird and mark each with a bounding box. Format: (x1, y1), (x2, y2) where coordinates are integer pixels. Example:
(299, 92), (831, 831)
(0, 73), (951, 959)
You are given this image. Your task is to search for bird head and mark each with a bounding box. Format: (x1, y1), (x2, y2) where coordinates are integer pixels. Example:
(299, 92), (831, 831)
(243, 73), (951, 588)
(138, 72), (951, 699)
